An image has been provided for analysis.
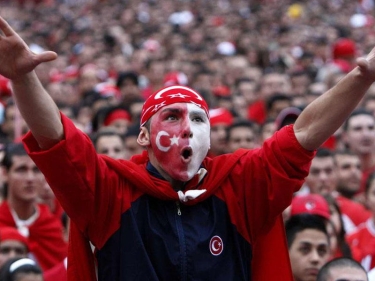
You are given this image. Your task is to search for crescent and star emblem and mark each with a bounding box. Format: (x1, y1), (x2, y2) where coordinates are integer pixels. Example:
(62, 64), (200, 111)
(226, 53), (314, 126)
(156, 131), (179, 152)
(209, 236), (223, 256)
(154, 86), (203, 100)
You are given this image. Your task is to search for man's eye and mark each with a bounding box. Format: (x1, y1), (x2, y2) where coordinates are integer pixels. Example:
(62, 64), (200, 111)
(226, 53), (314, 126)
(166, 115), (178, 121)
(192, 116), (203, 122)
(299, 246), (310, 254)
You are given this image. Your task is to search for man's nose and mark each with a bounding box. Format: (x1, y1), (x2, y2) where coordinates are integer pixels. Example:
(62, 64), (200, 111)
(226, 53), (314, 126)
(181, 121), (193, 138)
(25, 170), (36, 179)
(181, 129), (193, 138)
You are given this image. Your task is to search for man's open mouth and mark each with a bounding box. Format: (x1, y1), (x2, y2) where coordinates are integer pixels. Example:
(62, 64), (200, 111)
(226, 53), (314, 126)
(181, 147), (192, 160)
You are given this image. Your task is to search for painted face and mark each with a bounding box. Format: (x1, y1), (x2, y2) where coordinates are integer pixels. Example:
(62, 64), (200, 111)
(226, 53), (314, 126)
(149, 103), (210, 181)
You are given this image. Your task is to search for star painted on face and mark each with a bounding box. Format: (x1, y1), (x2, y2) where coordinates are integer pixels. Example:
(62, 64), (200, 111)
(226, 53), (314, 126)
(152, 101), (167, 112)
(168, 93), (189, 99)
(170, 135), (179, 146)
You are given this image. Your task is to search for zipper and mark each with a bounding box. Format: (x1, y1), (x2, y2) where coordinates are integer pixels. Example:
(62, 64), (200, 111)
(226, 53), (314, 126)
(176, 201), (182, 216)
(175, 201), (187, 281)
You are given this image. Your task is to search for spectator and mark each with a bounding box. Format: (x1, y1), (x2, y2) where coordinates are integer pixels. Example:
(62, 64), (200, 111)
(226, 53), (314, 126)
(342, 109), (375, 198)
(303, 148), (371, 234)
(0, 143), (67, 271)
(322, 194), (353, 259)
(226, 119), (259, 152)
(304, 148), (338, 195)
(123, 124), (144, 159)
(266, 94), (293, 121)
(0, 257), (43, 281)
(334, 149), (371, 233)
(91, 127), (127, 159)
(0, 227), (29, 270)
(248, 72), (292, 124)
(0, 100), (28, 142)
(207, 107), (233, 157)
(347, 171), (375, 272)
(1, 3), (375, 281)
(317, 257), (368, 281)
(287, 193), (351, 259)
(285, 214), (331, 281)
(259, 118), (277, 144)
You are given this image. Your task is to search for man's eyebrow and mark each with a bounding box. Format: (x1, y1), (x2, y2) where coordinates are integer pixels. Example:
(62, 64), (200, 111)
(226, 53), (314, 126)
(160, 108), (182, 114)
(191, 110), (206, 116)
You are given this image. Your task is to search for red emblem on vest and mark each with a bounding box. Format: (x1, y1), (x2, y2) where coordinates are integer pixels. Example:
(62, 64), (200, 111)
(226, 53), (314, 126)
(209, 236), (223, 256)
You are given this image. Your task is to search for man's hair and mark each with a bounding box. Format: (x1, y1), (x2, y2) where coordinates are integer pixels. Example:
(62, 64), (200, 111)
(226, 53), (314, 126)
(334, 148), (358, 158)
(90, 127), (125, 149)
(316, 257), (367, 281)
(1, 143), (27, 171)
(0, 257), (42, 281)
(226, 119), (258, 141)
(315, 147), (334, 158)
(285, 214), (329, 249)
(266, 94), (291, 112)
(116, 71), (139, 88)
(343, 108), (374, 131)
(125, 124), (140, 139)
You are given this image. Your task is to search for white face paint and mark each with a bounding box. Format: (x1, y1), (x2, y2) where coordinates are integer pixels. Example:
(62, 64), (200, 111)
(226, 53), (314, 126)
(149, 103), (210, 181)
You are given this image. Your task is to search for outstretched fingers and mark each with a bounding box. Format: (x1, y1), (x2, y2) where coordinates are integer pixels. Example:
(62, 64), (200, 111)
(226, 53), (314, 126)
(0, 16), (16, 37)
(34, 51), (58, 64)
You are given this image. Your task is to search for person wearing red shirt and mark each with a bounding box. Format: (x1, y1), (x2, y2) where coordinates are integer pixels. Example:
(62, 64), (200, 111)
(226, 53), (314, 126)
(1, 16), (375, 281)
(0, 144), (67, 271)
(347, 171), (375, 272)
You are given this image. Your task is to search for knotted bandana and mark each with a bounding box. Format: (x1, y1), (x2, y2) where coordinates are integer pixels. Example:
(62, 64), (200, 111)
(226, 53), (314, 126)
(140, 85), (209, 127)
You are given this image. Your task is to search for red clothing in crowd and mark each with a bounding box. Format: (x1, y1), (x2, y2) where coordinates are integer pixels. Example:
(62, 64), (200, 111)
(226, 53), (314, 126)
(0, 202), (68, 271)
(247, 100), (266, 124)
(347, 218), (375, 272)
(44, 258), (67, 281)
(335, 195), (371, 233)
(24, 114), (314, 281)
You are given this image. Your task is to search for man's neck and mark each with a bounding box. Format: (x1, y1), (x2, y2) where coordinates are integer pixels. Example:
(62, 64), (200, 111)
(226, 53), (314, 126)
(8, 198), (36, 220)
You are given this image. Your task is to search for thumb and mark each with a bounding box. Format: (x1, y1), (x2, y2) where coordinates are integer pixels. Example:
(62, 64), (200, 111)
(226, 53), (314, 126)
(34, 51), (58, 64)
(356, 57), (369, 72)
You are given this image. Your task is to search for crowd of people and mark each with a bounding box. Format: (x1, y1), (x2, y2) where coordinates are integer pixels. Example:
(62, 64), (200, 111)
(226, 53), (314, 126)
(0, 0), (374, 280)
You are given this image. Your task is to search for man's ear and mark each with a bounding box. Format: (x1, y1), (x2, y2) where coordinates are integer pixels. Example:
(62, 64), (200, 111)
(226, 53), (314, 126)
(137, 127), (150, 146)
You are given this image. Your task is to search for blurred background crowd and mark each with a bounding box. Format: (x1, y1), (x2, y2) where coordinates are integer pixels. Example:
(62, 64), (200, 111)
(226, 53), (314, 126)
(0, 0), (375, 280)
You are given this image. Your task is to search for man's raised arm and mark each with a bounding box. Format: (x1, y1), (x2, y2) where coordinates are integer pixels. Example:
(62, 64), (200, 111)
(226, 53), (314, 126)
(0, 17), (63, 149)
(294, 48), (375, 151)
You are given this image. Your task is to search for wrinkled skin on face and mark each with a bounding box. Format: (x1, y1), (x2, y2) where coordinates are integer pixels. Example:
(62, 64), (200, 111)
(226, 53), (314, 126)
(148, 103), (210, 182)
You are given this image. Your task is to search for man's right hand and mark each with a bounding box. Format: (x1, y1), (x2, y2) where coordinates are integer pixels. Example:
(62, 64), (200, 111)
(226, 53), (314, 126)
(0, 16), (57, 80)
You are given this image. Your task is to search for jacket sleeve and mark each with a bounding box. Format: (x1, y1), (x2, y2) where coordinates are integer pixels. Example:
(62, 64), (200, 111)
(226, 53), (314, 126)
(230, 124), (315, 241)
(23, 113), (127, 246)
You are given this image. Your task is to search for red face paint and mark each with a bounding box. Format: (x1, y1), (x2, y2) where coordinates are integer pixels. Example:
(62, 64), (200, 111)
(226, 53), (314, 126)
(149, 103), (210, 181)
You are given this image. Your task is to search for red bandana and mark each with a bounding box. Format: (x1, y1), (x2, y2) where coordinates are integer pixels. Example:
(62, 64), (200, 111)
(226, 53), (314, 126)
(140, 86), (209, 127)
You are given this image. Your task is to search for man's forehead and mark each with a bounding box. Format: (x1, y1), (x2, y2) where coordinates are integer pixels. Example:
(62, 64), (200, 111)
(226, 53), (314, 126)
(348, 114), (375, 126)
(311, 156), (335, 166)
(11, 155), (35, 165)
(335, 154), (360, 163)
(159, 102), (207, 114)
